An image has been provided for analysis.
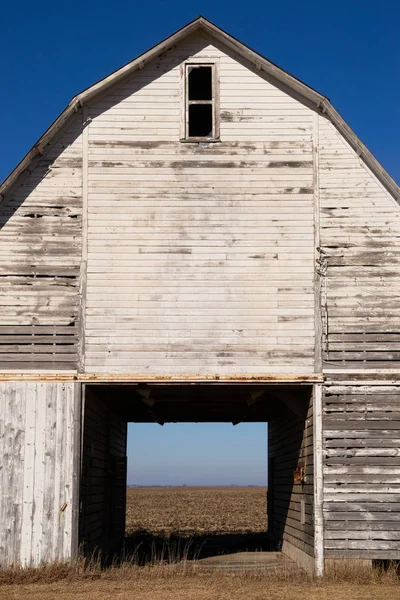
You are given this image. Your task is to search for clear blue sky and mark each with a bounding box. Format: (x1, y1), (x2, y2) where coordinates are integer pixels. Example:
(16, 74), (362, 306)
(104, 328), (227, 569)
(127, 423), (267, 486)
(1, 0), (399, 485)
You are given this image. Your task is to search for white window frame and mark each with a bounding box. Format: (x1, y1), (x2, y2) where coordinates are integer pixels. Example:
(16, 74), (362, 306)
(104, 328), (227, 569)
(181, 61), (220, 142)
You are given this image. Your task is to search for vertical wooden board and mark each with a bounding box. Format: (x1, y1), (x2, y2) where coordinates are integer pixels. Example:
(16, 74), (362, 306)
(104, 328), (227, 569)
(52, 382), (63, 560)
(5, 383), (15, 562)
(0, 384), (5, 562)
(41, 383), (57, 563)
(56, 383), (67, 560)
(11, 382), (25, 564)
(313, 384), (324, 575)
(20, 382), (35, 566)
(3, 382), (14, 564)
(61, 383), (75, 559)
(32, 383), (46, 564)
(313, 113), (322, 373)
(0, 382), (13, 565)
(78, 108), (89, 374)
(71, 383), (82, 559)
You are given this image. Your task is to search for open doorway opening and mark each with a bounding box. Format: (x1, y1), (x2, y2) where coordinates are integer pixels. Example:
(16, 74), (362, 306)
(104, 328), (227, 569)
(125, 421), (268, 561)
(78, 384), (314, 568)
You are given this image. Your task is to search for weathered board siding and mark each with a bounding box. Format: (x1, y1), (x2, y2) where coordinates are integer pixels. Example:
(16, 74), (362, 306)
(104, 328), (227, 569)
(79, 387), (127, 555)
(0, 118), (83, 370)
(319, 116), (400, 368)
(0, 381), (80, 566)
(268, 393), (314, 559)
(323, 384), (400, 559)
(84, 32), (316, 375)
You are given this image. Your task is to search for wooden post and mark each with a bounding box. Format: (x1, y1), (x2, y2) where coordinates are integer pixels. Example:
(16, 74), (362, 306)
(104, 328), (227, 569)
(313, 383), (324, 576)
(70, 382), (82, 560)
(313, 112), (322, 373)
(78, 106), (89, 373)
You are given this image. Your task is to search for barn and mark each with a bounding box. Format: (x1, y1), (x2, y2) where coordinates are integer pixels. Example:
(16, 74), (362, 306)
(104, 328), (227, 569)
(0, 16), (399, 575)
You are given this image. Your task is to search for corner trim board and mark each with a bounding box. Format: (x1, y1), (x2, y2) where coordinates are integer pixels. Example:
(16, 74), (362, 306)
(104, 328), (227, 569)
(313, 383), (324, 576)
(313, 112), (322, 373)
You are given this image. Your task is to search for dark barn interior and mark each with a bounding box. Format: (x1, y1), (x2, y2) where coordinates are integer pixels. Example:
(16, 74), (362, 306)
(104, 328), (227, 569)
(79, 384), (314, 563)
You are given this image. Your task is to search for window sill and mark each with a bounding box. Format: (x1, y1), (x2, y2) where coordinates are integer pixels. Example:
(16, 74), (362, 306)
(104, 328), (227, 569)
(179, 138), (221, 144)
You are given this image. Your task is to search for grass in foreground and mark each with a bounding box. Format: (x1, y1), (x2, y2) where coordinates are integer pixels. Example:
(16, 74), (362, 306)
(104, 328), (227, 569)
(0, 556), (400, 600)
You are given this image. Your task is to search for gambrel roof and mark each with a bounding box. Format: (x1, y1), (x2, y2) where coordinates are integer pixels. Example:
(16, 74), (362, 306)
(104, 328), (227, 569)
(1, 16), (399, 201)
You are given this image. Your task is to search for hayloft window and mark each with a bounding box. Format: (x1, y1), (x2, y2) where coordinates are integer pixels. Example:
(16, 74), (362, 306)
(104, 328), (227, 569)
(184, 64), (217, 140)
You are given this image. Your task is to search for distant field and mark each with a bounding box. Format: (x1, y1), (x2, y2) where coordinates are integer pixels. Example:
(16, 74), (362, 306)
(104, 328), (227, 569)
(125, 486), (268, 537)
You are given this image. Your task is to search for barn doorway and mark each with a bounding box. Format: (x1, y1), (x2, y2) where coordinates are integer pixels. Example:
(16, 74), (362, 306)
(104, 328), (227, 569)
(78, 384), (314, 567)
(125, 422), (268, 563)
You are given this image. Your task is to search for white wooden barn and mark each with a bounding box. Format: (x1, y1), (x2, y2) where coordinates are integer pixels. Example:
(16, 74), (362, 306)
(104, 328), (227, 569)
(0, 17), (399, 575)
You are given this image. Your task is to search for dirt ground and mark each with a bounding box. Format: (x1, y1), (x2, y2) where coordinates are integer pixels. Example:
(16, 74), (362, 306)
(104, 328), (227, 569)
(1, 573), (400, 600)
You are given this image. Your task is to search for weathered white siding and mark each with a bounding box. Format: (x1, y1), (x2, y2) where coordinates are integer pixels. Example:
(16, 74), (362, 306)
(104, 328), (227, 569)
(319, 116), (400, 368)
(0, 381), (80, 566)
(84, 33), (316, 375)
(323, 383), (400, 559)
(0, 118), (83, 370)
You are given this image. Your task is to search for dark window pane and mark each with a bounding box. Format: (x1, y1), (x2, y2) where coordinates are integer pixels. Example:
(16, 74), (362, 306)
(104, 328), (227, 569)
(188, 104), (213, 137)
(188, 66), (212, 100)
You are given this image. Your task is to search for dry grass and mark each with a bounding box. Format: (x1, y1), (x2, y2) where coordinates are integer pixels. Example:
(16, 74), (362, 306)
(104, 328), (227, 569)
(1, 559), (400, 600)
(125, 486), (268, 536)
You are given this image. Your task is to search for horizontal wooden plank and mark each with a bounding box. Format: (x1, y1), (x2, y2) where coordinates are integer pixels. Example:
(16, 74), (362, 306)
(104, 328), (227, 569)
(326, 530), (400, 540)
(325, 540), (400, 550)
(325, 550), (400, 559)
(324, 493), (400, 502)
(324, 502), (400, 512)
(325, 521), (400, 530)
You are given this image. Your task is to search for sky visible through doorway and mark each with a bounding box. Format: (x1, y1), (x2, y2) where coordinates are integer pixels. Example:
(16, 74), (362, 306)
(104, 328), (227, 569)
(127, 423), (268, 486)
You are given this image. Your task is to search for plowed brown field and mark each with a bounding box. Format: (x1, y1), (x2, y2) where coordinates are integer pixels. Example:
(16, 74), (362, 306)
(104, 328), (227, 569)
(125, 486), (268, 536)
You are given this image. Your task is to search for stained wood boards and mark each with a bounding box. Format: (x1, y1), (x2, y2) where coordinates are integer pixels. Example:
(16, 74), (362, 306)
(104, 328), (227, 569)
(0, 381), (80, 566)
(319, 116), (400, 369)
(323, 384), (400, 558)
(0, 117), (83, 370)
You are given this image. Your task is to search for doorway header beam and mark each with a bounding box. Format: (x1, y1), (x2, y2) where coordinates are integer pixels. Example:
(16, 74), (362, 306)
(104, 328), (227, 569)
(0, 372), (324, 383)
